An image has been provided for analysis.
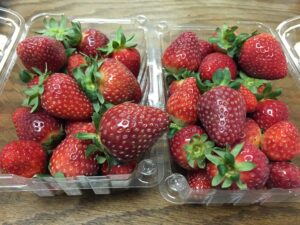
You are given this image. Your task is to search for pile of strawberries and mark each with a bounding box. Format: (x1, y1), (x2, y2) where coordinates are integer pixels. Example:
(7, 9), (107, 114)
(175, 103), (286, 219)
(163, 25), (300, 190)
(0, 16), (170, 178)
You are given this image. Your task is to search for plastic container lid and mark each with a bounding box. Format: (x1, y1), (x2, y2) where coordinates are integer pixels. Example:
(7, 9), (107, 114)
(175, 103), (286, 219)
(0, 7), (24, 93)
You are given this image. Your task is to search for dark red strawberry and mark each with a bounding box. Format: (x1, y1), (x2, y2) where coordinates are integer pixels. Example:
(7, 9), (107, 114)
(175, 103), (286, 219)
(49, 136), (99, 177)
(100, 102), (170, 162)
(24, 73), (94, 120)
(238, 85), (257, 113)
(169, 125), (213, 170)
(162, 32), (201, 73)
(100, 27), (140, 77)
(187, 170), (212, 190)
(206, 142), (269, 189)
(252, 99), (289, 130)
(261, 121), (300, 161)
(198, 39), (214, 59)
(98, 58), (142, 104)
(78, 29), (109, 57)
(238, 33), (288, 80)
(237, 118), (261, 147)
(17, 36), (67, 73)
(101, 161), (136, 175)
(0, 140), (47, 178)
(67, 53), (87, 76)
(267, 162), (300, 189)
(167, 81), (201, 126)
(12, 107), (63, 148)
(168, 77), (198, 96)
(197, 86), (246, 146)
(198, 52), (237, 81)
(65, 121), (95, 136)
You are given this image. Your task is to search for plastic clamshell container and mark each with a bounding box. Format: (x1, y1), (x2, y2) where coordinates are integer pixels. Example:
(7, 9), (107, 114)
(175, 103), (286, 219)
(0, 12), (167, 196)
(155, 20), (300, 205)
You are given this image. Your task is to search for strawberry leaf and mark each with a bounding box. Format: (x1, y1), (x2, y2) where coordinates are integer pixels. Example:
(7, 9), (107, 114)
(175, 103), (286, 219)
(167, 123), (183, 139)
(217, 164), (228, 176)
(92, 112), (101, 132)
(212, 173), (224, 186)
(221, 178), (233, 189)
(235, 162), (256, 172)
(231, 142), (244, 157)
(85, 144), (100, 157)
(54, 172), (65, 178)
(75, 132), (98, 140)
(96, 155), (107, 164)
(206, 154), (222, 166)
(236, 179), (247, 190)
(19, 70), (34, 83)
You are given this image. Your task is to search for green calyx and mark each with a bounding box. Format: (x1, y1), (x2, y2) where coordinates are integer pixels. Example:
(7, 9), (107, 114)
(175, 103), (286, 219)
(207, 143), (256, 190)
(22, 68), (51, 112)
(164, 68), (199, 87)
(19, 70), (35, 83)
(183, 134), (215, 169)
(236, 71), (268, 94)
(208, 24), (258, 58)
(41, 127), (66, 150)
(255, 82), (282, 101)
(196, 68), (241, 93)
(36, 15), (82, 49)
(100, 26), (137, 55)
(167, 123), (183, 139)
(75, 112), (117, 169)
(73, 58), (114, 115)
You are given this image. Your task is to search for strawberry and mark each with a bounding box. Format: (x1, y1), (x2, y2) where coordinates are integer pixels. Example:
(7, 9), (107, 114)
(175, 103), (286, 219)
(78, 29), (109, 57)
(206, 142), (269, 190)
(252, 99), (289, 130)
(237, 118), (261, 147)
(24, 73), (94, 120)
(198, 39), (214, 59)
(98, 58), (142, 104)
(187, 170), (212, 190)
(162, 32), (201, 73)
(101, 160), (136, 175)
(197, 85), (246, 146)
(17, 36), (67, 73)
(100, 27), (140, 77)
(169, 125), (214, 170)
(65, 121), (95, 136)
(267, 162), (300, 189)
(261, 121), (300, 161)
(0, 140), (47, 178)
(238, 85), (257, 113)
(12, 107), (64, 149)
(167, 80), (201, 126)
(49, 136), (99, 177)
(198, 52), (237, 81)
(169, 77), (198, 96)
(27, 76), (39, 88)
(67, 53), (87, 76)
(238, 33), (288, 80)
(100, 102), (170, 162)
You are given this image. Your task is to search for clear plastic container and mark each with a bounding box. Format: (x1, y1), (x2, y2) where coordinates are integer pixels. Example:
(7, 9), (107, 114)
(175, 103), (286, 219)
(0, 12), (167, 196)
(155, 20), (300, 205)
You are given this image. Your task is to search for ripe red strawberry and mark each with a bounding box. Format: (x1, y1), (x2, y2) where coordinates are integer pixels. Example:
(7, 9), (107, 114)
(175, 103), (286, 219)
(162, 32), (201, 73)
(27, 76), (39, 88)
(267, 162), (300, 189)
(49, 136), (99, 177)
(0, 140), (47, 178)
(12, 107), (63, 148)
(168, 77), (198, 96)
(98, 58), (142, 104)
(198, 52), (237, 81)
(238, 85), (257, 113)
(101, 161), (136, 175)
(101, 27), (140, 77)
(167, 82), (201, 126)
(237, 118), (261, 147)
(198, 39), (214, 59)
(67, 53), (87, 76)
(65, 121), (95, 136)
(207, 142), (269, 189)
(261, 121), (300, 161)
(100, 102), (170, 162)
(197, 86), (246, 146)
(78, 29), (109, 57)
(25, 73), (94, 120)
(17, 36), (67, 73)
(252, 99), (289, 130)
(169, 125), (211, 170)
(187, 170), (212, 190)
(238, 33), (288, 80)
